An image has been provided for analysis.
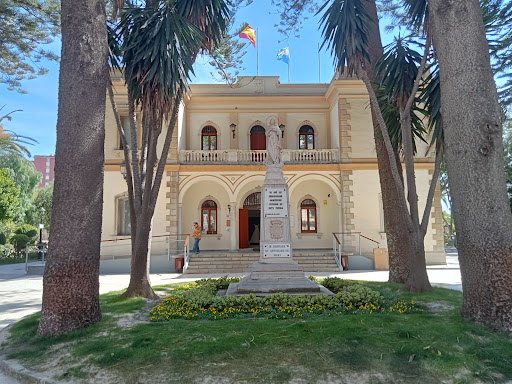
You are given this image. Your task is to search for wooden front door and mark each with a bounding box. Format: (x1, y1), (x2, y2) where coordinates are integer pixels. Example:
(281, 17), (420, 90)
(250, 125), (266, 150)
(239, 209), (249, 249)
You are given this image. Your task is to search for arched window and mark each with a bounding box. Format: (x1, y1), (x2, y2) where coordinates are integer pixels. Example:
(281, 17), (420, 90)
(202, 126), (217, 150)
(299, 125), (315, 149)
(300, 199), (317, 233)
(201, 200), (217, 234)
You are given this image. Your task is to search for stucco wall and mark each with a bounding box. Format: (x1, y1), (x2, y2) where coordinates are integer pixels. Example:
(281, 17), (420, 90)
(188, 113), (230, 150)
(285, 113), (327, 150)
(349, 98), (375, 159)
(101, 172), (169, 258)
(289, 178), (338, 248)
(180, 178), (232, 250)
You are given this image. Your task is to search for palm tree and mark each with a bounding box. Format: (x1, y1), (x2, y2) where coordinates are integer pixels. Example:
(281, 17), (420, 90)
(319, 0), (443, 291)
(108, 0), (230, 298)
(0, 108), (37, 157)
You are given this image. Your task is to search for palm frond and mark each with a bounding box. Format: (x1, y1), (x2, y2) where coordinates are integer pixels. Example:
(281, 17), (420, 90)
(375, 35), (424, 108)
(176, 0), (230, 50)
(120, 1), (206, 117)
(317, 0), (371, 76)
(420, 65), (443, 154)
(0, 129), (37, 157)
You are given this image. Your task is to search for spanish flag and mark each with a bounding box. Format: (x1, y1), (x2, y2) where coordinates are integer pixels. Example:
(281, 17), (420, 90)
(239, 25), (256, 47)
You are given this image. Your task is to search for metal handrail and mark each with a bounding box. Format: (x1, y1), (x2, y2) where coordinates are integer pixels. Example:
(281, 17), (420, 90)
(25, 242), (48, 272)
(332, 232), (380, 271)
(100, 233), (190, 264)
(183, 235), (190, 271)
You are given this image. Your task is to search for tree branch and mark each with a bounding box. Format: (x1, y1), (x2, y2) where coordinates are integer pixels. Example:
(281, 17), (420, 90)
(149, 89), (184, 210)
(420, 140), (443, 236)
(128, 94), (143, 210)
(359, 66), (414, 231)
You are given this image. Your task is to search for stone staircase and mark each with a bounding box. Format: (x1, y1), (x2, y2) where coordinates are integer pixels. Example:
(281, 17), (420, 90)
(184, 250), (341, 274)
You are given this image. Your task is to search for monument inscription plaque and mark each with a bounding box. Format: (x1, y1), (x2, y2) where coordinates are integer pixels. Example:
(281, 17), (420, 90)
(263, 244), (291, 258)
(264, 187), (288, 217)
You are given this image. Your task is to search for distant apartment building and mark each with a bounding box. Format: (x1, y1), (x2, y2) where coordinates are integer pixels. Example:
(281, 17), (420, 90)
(33, 155), (55, 187)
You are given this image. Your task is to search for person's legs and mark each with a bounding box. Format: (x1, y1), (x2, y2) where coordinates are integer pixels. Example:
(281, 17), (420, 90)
(193, 238), (200, 253)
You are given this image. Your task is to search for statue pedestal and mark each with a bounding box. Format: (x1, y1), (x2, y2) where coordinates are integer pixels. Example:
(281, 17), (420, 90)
(227, 132), (331, 296)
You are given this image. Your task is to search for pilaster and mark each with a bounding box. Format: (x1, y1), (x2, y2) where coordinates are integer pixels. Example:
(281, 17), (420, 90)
(338, 98), (352, 162)
(426, 170), (446, 264)
(166, 171), (180, 251)
(340, 170), (356, 251)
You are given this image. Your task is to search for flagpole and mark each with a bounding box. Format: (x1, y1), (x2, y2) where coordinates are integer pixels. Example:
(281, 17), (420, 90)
(256, 28), (259, 76)
(318, 43), (321, 83)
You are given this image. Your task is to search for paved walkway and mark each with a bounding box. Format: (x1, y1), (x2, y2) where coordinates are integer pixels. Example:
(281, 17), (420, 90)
(0, 249), (461, 383)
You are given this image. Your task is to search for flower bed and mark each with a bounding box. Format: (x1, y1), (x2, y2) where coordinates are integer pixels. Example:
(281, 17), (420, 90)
(150, 277), (422, 321)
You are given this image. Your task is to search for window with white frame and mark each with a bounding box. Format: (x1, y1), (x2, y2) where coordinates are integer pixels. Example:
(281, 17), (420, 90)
(299, 125), (315, 149)
(202, 200), (217, 234)
(116, 196), (131, 235)
(300, 199), (317, 233)
(202, 126), (217, 150)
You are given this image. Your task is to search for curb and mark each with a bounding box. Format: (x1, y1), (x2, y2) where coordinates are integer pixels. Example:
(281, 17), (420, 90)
(0, 325), (69, 384)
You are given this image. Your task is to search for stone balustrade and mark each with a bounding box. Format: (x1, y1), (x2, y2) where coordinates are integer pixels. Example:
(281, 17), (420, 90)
(179, 149), (340, 164)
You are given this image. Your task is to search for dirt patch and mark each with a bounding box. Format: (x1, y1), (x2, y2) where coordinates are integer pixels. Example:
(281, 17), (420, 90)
(116, 297), (163, 328)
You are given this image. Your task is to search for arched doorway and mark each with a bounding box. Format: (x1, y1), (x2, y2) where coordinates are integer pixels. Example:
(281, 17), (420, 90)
(239, 191), (261, 249)
(250, 125), (266, 150)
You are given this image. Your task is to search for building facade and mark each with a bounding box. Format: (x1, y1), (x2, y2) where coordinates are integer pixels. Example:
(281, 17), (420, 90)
(101, 75), (446, 266)
(33, 155), (55, 187)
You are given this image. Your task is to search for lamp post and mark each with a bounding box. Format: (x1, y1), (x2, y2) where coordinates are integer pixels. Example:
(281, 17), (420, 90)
(279, 124), (285, 138)
(230, 123), (236, 139)
(38, 207), (45, 260)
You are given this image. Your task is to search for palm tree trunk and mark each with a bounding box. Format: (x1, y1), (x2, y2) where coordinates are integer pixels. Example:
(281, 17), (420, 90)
(429, 0), (512, 330)
(363, 0), (411, 283)
(37, 0), (108, 336)
(122, 214), (157, 298)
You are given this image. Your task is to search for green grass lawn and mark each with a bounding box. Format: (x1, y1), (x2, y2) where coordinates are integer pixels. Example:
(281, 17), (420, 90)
(4, 281), (512, 384)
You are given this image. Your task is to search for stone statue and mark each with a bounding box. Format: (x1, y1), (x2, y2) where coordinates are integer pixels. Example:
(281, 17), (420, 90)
(266, 120), (282, 165)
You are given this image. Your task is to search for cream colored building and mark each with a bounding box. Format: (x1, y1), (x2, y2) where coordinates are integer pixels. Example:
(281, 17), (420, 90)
(101, 75), (446, 272)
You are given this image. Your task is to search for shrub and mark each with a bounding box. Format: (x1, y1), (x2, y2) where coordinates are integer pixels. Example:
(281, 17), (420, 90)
(321, 277), (361, 293)
(182, 288), (216, 309)
(150, 280), (418, 322)
(0, 232), (6, 245)
(195, 275), (241, 291)
(10, 234), (30, 255)
(14, 224), (38, 239)
(9, 224), (38, 256)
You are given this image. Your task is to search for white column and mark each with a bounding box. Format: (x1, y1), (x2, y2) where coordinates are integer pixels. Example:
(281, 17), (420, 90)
(230, 202), (237, 251)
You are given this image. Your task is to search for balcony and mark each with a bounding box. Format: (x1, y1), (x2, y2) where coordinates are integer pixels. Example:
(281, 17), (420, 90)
(179, 149), (340, 165)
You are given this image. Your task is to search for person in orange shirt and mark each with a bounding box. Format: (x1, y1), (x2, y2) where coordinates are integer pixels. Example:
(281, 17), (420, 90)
(191, 222), (202, 254)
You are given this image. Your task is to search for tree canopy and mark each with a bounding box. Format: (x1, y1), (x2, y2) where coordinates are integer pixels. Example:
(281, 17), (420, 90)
(0, 168), (20, 222)
(0, 0), (60, 93)
(33, 182), (53, 232)
(0, 153), (42, 223)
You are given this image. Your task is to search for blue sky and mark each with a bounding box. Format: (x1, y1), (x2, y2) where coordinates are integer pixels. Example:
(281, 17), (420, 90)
(1, 0), (397, 158)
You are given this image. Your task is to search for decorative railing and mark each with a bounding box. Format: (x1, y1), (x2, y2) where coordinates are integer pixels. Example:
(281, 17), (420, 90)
(179, 149), (339, 164)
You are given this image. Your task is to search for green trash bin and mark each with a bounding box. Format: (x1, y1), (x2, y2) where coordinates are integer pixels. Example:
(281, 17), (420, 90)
(175, 257), (185, 273)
